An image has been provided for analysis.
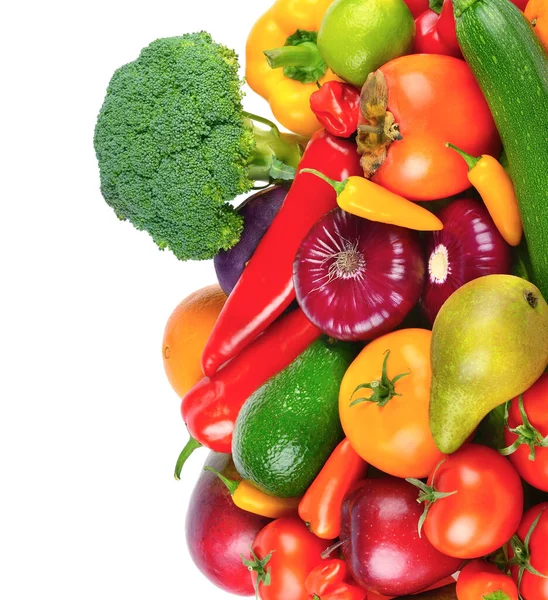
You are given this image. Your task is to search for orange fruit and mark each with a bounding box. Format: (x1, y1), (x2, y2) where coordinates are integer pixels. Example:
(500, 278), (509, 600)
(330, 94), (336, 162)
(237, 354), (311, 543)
(526, 0), (548, 53)
(162, 284), (227, 398)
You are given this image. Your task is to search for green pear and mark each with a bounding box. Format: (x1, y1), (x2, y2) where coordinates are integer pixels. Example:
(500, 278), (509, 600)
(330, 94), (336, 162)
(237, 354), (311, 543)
(430, 274), (548, 454)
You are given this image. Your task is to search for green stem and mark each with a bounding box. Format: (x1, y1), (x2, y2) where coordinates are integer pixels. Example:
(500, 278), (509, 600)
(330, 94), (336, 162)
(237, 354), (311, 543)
(451, 0), (480, 19)
(446, 142), (481, 171)
(264, 42), (322, 70)
(204, 466), (239, 496)
(173, 436), (202, 480)
(299, 168), (348, 196)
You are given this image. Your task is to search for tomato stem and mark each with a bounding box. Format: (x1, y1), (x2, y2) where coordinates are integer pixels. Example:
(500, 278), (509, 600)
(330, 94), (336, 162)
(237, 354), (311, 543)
(242, 548), (274, 600)
(350, 350), (410, 408)
(499, 395), (548, 461)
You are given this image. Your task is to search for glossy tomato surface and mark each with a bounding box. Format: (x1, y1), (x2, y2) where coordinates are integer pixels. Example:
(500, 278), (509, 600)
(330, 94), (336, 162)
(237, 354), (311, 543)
(339, 329), (444, 478)
(505, 373), (548, 492)
(423, 444), (523, 559)
(341, 477), (462, 596)
(252, 517), (330, 600)
(373, 55), (500, 201)
(509, 503), (548, 600)
(456, 560), (518, 600)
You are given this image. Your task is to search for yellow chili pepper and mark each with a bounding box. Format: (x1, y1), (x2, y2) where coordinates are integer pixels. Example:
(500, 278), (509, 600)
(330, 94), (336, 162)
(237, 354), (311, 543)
(446, 143), (523, 247)
(246, 0), (340, 137)
(204, 467), (301, 519)
(300, 169), (443, 231)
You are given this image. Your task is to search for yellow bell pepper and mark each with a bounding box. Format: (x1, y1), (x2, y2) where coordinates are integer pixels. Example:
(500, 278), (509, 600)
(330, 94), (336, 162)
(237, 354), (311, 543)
(246, 0), (340, 137)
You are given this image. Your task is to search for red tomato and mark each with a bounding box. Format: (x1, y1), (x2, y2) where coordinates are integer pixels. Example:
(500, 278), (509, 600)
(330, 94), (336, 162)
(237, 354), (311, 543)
(456, 560), (519, 600)
(372, 55), (500, 201)
(421, 444), (523, 559)
(251, 518), (330, 600)
(509, 503), (548, 600)
(504, 373), (548, 492)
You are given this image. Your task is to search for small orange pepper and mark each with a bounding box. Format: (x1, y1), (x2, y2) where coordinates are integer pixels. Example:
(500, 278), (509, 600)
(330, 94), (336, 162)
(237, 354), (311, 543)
(446, 143), (523, 247)
(526, 0), (548, 53)
(298, 438), (368, 540)
(204, 467), (300, 519)
(300, 169), (444, 231)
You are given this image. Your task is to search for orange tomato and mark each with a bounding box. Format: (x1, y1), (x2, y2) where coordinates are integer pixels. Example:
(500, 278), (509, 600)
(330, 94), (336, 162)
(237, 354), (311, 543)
(162, 284), (226, 398)
(339, 328), (444, 478)
(526, 0), (548, 53)
(372, 54), (501, 201)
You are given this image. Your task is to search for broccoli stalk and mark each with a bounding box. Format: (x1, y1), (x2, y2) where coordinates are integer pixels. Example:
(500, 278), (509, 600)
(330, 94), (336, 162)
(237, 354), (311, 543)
(93, 33), (303, 261)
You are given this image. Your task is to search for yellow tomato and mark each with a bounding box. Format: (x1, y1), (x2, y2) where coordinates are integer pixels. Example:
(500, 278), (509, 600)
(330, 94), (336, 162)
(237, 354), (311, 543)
(339, 328), (444, 478)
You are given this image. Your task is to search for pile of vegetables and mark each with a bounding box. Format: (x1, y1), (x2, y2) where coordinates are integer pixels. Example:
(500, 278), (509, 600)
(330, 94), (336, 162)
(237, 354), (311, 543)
(94, 0), (548, 598)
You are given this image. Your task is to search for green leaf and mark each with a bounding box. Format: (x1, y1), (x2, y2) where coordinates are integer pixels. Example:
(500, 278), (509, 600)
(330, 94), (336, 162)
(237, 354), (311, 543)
(483, 591), (510, 600)
(269, 158), (296, 182)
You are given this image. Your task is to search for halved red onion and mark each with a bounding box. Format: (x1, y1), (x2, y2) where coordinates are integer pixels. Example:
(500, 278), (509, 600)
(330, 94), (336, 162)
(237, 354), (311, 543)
(293, 208), (425, 341)
(421, 198), (511, 324)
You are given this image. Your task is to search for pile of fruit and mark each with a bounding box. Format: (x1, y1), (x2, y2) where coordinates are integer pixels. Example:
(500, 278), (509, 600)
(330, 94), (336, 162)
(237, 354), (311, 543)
(93, 0), (548, 598)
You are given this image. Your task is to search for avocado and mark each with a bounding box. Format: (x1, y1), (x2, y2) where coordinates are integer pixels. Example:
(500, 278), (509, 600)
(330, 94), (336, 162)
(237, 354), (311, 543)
(232, 337), (357, 497)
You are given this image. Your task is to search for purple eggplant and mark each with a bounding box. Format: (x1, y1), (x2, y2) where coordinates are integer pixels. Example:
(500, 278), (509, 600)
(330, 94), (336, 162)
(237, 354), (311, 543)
(293, 208), (425, 341)
(421, 198), (511, 324)
(214, 186), (287, 295)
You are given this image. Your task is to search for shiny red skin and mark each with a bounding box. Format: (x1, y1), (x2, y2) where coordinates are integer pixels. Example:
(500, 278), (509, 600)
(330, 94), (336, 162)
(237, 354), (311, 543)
(505, 373), (548, 492)
(185, 452), (271, 596)
(421, 198), (511, 324)
(294, 208), (425, 341)
(202, 130), (363, 377)
(340, 477), (462, 597)
(310, 81), (361, 138)
(182, 308), (320, 453)
(252, 518), (330, 600)
(404, 0), (430, 18)
(423, 444), (524, 559)
(414, 9), (462, 57)
(372, 55), (500, 201)
(509, 503), (548, 600)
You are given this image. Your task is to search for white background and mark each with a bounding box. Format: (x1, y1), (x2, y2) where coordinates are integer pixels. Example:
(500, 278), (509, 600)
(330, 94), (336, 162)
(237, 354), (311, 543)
(1, 1), (275, 598)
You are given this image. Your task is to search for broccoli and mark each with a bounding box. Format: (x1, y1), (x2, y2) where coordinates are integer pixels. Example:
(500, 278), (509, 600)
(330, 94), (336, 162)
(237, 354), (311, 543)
(94, 32), (302, 261)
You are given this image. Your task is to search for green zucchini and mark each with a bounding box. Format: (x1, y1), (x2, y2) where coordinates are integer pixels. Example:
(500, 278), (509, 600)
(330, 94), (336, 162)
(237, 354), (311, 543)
(453, 0), (548, 299)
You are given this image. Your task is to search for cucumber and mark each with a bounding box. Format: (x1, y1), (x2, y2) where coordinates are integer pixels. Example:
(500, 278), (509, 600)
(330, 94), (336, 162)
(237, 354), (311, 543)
(453, 0), (548, 299)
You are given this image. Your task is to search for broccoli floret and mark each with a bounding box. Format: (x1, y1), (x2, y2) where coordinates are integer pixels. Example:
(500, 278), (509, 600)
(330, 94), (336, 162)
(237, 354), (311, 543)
(94, 33), (301, 261)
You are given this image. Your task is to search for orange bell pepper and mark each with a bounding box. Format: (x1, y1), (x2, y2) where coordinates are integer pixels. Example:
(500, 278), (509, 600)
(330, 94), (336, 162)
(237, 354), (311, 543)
(446, 143), (523, 247)
(298, 438), (368, 539)
(246, 0), (340, 137)
(526, 0), (548, 53)
(300, 169), (444, 231)
(204, 467), (301, 519)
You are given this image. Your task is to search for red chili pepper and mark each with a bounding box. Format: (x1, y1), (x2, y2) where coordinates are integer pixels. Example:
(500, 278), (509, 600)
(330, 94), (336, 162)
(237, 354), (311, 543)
(310, 82), (360, 138)
(403, 0), (430, 18)
(306, 560), (348, 597)
(299, 439), (368, 540)
(174, 308), (320, 476)
(322, 582), (367, 600)
(201, 130), (362, 377)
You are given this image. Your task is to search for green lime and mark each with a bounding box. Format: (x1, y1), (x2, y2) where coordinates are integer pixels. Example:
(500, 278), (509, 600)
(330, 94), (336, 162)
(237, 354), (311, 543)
(318, 0), (416, 87)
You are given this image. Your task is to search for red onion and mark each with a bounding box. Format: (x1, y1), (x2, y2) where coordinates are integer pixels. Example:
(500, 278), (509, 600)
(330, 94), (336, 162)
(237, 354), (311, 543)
(422, 198), (511, 324)
(293, 208), (425, 341)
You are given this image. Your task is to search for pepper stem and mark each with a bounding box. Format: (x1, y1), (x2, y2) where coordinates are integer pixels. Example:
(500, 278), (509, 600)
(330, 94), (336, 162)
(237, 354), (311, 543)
(204, 466), (240, 496)
(264, 42), (322, 69)
(173, 436), (202, 480)
(349, 350), (410, 408)
(300, 168), (348, 196)
(446, 142), (481, 171)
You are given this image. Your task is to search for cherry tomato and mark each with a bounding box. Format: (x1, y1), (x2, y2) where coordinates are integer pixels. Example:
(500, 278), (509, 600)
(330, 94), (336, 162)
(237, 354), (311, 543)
(508, 503), (548, 600)
(456, 560), (518, 600)
(504, 373), (548, 492)
(421, 444), (523, 559)
(339, 329), (444, 479)
(372, 55), (500, 201)
(250, 518), (330, 600)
